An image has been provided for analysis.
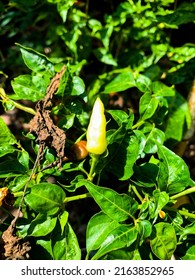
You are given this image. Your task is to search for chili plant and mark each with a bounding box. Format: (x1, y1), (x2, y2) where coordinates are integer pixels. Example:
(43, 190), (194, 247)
(0, 0), (195, 260)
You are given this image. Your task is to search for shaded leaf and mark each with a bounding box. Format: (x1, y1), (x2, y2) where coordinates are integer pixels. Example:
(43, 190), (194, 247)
(28, 214), (57, 237)
(52, 222), (81, 260)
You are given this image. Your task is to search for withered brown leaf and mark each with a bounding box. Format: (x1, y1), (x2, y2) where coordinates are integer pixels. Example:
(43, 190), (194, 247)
(29, 66), (66, 166)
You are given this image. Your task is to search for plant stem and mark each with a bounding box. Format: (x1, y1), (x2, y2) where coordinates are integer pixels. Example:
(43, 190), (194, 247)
(0, 88), (36, 115)
(64, 192), (91, 203)
(87, 154), (99, 181)
(170, 186), (195, 200)
(131, 185), (143, 202)
(132, 120), (145, 130)
(164, 206), (195, 219)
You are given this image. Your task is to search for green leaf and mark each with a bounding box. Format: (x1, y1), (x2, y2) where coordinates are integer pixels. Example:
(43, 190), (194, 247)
(8, 175), (29, 192)
(17, 43), (55, 74)
(0, 144), (16, 157)
(36, 239), (53, 259)
(55, 0), (75, 22)
(151, 81), (175, 97)
(150, 222), (177, 260)
(58, 211), (69, 235)
(157, 145), (191, 194)
(56, 65), (72, 97)
(103, 71), (135, 93)
(133, 162), (158, 188)
(17, 150), (29, 170)
(156, 2), (195, 26)
(92, 225), (138, 260)
(27, 214), (57, 237)
(25, 183), (66, 214)
(179, 221), (195, 241)
(11, 74), (47, 102)
(71, 76), (85, 97)
(79, 180), (138, 222)
(52, 222), (81, 260)
(94, 48), (117, 66)
(139, 92), (159, 121)
(108, 110), (131, 127)
(86, 212), (120, 255)
(182, 245), (195, 260)
(103, 126), (139, 180)
(144, 127), (165, 154)
(0, 159), (26, 178)
(135, 74), (151, 93)
(151, 190), (169, 218)
(0, 117), (17, 145)
(165, 92), (191, 143)
(137, 220), (152, 242)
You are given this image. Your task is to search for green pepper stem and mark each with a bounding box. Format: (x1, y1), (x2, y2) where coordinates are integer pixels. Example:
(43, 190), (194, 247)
(87, 154), (100, 181)
(164, 206), (195, 219)
(131, 184), (143, 202)
(64, 192), (91, 203)
(170, 186), (195, 200)
(0, 88), (36, 115)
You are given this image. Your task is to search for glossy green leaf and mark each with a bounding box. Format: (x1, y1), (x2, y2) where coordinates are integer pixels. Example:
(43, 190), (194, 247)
(8, 175), (29, 192)
(150, 222), (177, 260)
(102, 126), (139, 180)
(165, 92), (191, 143)
(151, 81), (175, 97)
(55, 0), (75, 22)
(137, 220), (152, 242)
(56, 66), (72, 97)
(92, 225), (138, 260)
(17, 150), (29, 170)
(144, 127), (165, 154)
(27, 214), (57, 237)
(52, 223), (81, 260)
(25, 183), (66, 214)
(151, 190), (169, 218)
(139, 92), (159, 121)
(0, 159), (26, 178)
(103, 71), (135, 93)
(108, 110), (130, 127)
(133, 162), (158, 188)
(36, 239), (53, 259)
(0, 117), (17, 145)
(59, 211), (69, 235)
(80, 180), (138, 222)
(86, 212), (120, 254)
(0, 144), (16, 157)
(157, 145), (191, 194)
(11, 74), (47, 101)
(71, 76), (85, 97)
(17, 43), (55, 74)
(156, 2), (195, 26)
(93, 48), (117, 66)
(182, 245), (195, 260)
(179, 221), (195, 241)
(135, 74), (151, 93)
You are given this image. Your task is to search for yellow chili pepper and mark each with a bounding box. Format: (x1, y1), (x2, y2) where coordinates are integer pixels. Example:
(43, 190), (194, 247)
(86, 97), (107, 155)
